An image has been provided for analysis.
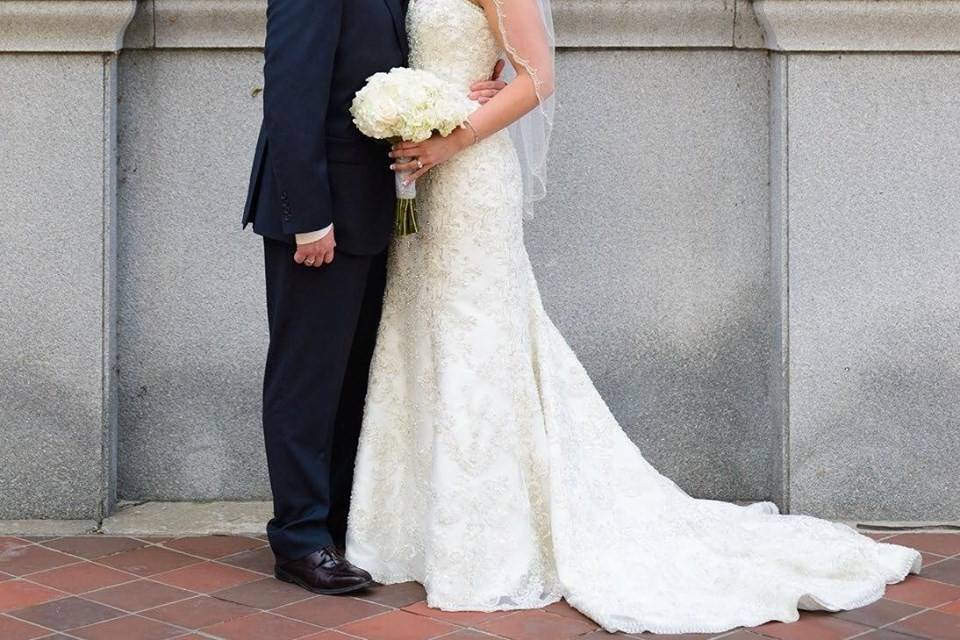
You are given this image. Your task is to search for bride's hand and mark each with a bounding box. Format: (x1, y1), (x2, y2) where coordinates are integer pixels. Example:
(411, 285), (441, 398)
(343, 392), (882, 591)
(389, 126), (473, 185)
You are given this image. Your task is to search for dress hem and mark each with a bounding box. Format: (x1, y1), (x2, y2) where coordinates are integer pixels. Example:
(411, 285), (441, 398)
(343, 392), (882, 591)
(358, 546), (922, 636)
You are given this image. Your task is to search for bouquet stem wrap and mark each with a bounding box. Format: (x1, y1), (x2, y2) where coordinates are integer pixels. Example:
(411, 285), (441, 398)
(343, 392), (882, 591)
(394, 155), (419, 236)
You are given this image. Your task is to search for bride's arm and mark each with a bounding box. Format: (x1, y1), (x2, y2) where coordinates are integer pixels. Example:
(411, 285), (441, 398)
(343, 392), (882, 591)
(468, 0), (555, 134)
(390, 0), (554, 183)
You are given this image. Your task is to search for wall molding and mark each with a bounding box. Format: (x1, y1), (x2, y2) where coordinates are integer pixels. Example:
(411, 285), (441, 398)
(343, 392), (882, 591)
(4, 1), (960, 54)
(155, 0), (265, 49)
(754, 0), (960, 52)
(0, 0), (136, 52)
(554, 0), (737, 48)
(124, 0), (752, 50)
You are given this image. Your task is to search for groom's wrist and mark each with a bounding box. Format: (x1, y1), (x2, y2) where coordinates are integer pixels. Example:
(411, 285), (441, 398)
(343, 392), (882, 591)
(296, 224), (333, 245)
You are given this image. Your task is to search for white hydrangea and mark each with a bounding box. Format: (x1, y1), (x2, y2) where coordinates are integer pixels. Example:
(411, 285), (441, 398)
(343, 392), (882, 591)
(350, 67), (473, 143)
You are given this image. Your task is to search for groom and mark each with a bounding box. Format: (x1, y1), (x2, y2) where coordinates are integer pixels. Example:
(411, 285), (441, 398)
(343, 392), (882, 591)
(243, 0), (504, 594)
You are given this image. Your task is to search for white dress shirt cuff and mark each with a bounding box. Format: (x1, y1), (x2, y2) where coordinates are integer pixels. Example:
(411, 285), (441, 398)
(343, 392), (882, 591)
(295, 224), (333, 245)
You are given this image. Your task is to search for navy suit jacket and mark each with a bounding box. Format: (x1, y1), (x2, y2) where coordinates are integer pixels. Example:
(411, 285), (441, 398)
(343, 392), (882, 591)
(243, 0), (408, 255)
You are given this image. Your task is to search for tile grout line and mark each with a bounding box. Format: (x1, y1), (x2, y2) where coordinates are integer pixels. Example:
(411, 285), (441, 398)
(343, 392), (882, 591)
(68, 609), (200, 638)
(6, 534), (960, 639)
(0, 611), (86, 640)
(5, 540), (268, 635)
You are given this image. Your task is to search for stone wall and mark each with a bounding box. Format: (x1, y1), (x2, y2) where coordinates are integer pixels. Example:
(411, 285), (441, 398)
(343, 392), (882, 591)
(1, 0), (957, 522)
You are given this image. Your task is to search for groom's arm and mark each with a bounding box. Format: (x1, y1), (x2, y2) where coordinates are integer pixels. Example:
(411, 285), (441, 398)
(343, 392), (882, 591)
(262, 0), (341, 237)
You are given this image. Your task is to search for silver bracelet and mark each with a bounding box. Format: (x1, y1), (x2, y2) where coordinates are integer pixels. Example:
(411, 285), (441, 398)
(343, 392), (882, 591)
(461, 119), (481, 146)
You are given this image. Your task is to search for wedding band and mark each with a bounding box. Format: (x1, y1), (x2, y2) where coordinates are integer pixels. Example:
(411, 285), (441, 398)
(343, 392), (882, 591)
(416, 159), (424, 170)
(305, 259), (315, 266)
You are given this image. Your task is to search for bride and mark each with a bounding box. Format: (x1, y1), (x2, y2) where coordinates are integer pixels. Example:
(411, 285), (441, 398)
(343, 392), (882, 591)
(345, 0), (922, 634)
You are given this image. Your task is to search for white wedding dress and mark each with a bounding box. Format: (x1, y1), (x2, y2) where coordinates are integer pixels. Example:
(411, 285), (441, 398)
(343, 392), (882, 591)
(345, 0), (922, 634)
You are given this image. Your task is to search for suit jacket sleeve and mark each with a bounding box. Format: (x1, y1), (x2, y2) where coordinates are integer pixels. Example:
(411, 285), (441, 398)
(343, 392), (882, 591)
(262, 0), (342, 234)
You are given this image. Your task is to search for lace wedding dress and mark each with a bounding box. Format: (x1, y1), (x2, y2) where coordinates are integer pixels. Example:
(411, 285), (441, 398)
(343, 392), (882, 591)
(345, 0), (922, 633)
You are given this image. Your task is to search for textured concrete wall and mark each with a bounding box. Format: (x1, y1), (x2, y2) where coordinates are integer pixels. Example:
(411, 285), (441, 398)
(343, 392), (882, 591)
(0, 54), (117, 518)
(527, 49), (776, 501)
(116, 50), (270, 501)
(785, 53), (960, 520)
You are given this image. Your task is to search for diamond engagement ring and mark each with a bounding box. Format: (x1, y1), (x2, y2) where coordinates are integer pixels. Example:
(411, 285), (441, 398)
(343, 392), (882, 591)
(416, 159), (424, 170)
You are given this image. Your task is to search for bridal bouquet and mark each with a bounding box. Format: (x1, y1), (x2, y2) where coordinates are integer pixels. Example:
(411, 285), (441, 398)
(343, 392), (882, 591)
(350, 67), (473, 235)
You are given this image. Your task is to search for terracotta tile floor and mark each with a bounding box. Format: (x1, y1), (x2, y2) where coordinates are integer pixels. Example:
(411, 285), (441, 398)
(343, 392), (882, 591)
(0, 532), (957, 640)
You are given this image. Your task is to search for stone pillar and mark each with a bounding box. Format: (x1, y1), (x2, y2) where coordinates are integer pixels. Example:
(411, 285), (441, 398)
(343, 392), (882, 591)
(0, 1), (136, 519)
(756, 0), (960, 520)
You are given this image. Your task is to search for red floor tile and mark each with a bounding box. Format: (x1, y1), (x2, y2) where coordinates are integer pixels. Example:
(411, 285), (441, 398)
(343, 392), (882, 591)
(211, 577), (315, 609)
(888, 609), (960, 639)
(0, 580), (65, 612)
(922, 558), (960, 586)
(0, 546), (79, 577)
(275, 594), (390, 628)
(70, 614), (186, 640)
(19, 537), (59, 542)
(82, 579), (194, 612)
(151, 561), (261, 593)
(26, 561), (135, 594)
(885, 533), (960, 558)
(358, 582), (427, 608)
(200, 611), (323, 640)
(9, 596), (125, 631)
(134, 537), (176, 544)
(752, 611), (871, 640)
(833, 597), (923, 627)
(0, 614), (50, 640)
(300, 631), (367, 640)
(41, 537), (148, 560)
(939, 598), (960, 616)
(140, 595), (257, 629)
(161, 536), (265, 559)
(97, 546), (202, 577)
(339, 609), (459, 640)
(854, 630), (929, 640)
(477, 610), (598, 640)
(922, 552), (949, 567)
(884, 576), (960, 607)
(439, 631), (514, 640)
(402, 599), (513, 627)
(0, 538), (32, 554)
(219, 547), (276, 575)
(545, 599), (599, 626)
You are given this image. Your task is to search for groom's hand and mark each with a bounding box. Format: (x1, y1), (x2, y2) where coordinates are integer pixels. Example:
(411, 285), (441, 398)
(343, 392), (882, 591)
(468, 59), (507, 104)
(293, 229), (336, 268)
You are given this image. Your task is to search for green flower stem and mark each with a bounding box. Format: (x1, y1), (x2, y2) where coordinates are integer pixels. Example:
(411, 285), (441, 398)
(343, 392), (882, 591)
(395, 198), (419, 236)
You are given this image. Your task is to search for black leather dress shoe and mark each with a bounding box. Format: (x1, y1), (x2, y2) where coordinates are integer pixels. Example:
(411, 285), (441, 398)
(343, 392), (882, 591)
(274, 546), (374, 595)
